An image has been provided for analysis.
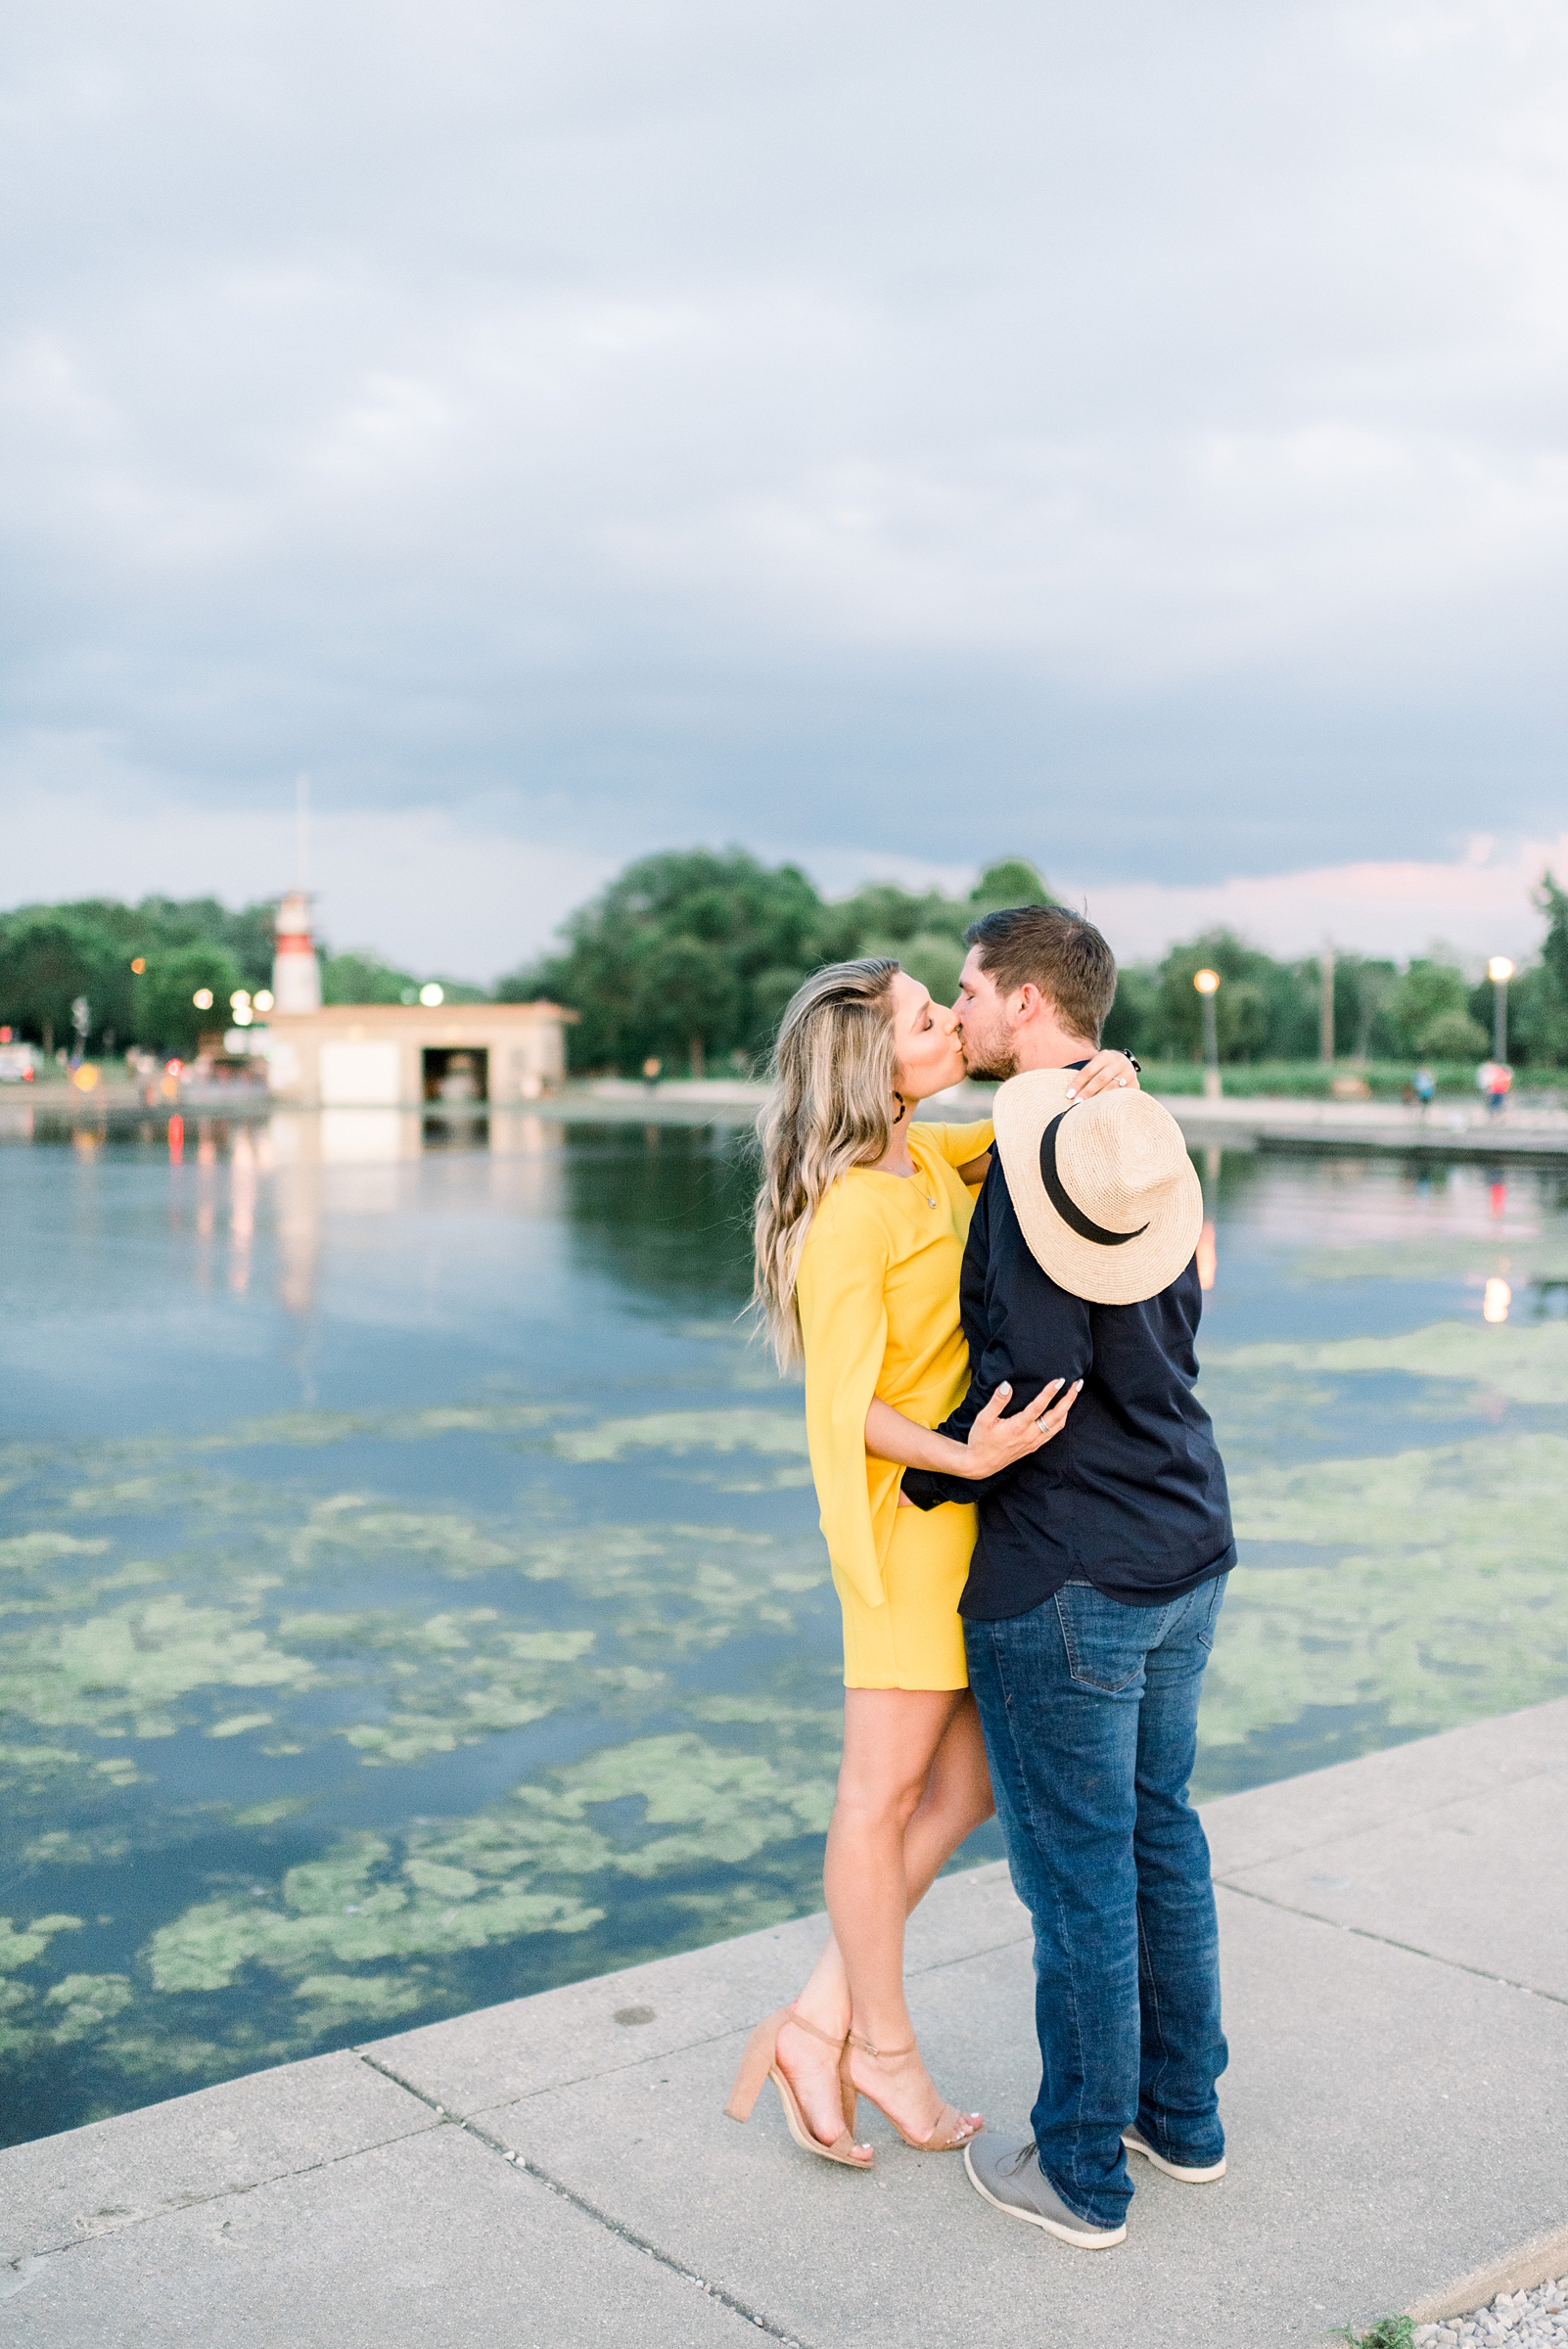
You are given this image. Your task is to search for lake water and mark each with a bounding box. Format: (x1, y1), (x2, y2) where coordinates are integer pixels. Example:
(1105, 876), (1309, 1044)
(3, 1104), (1567, 2148)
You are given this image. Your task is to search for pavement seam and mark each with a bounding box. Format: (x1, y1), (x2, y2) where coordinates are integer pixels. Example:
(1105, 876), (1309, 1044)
(355, 2051), (815, 2347)
(1209, 1755), (1565, 1878)
(0, 2105), (444, 2267)
(370, 1923), (1037, 2124)
(907, 1926), (1034, 1977)
(1218, 1881), (1568, 2007)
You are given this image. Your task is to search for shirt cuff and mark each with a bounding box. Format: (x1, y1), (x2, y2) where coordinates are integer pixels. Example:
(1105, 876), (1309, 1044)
(900, 1467), (964, 1510)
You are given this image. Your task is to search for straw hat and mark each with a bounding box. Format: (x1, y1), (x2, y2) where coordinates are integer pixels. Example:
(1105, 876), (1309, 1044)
(991, 1068), (1203, 1306)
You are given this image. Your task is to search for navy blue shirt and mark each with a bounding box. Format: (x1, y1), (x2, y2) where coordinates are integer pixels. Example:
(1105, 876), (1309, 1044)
(901, 1148), (1234, 1618)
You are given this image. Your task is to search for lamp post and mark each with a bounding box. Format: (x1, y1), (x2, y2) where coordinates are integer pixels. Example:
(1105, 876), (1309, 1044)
(1487, 956), (1514, 1063)
(1193, 967), (1222, 1100)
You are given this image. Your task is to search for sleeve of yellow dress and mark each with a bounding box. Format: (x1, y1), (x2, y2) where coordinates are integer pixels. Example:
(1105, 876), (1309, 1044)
(796, 1187), (895, 1613)
(911, 1119), (994, 1167)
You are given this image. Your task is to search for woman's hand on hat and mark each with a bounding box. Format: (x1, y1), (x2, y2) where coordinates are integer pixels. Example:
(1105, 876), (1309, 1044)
(1065, 1050), (1141, 1102)
(961, 1378), (1082, 1475)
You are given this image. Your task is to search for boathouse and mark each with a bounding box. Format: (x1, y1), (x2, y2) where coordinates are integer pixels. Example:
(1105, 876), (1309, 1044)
(264, 1001), (574, 1107)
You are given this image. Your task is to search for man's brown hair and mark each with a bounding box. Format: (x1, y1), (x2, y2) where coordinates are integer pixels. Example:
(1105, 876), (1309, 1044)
(965, 904), (1119, 1044)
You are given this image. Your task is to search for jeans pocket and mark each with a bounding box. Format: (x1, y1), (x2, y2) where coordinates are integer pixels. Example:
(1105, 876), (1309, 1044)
(1054, 1584), (1147, 1694)
(1194, 1570), (1229, 1654)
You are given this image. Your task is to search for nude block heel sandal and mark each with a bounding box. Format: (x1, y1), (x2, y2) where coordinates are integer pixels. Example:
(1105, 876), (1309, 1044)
(723, 2005), (872, 2168)
(848, 2031), (980, 2151)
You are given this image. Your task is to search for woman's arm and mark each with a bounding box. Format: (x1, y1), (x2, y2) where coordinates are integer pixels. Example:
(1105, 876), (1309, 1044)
(866, 1379), (1080, 1480)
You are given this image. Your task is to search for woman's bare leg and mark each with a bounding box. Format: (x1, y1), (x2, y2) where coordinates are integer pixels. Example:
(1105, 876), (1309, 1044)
(775, 1690), (993, 2148)
(794, 1692), (992, 2022)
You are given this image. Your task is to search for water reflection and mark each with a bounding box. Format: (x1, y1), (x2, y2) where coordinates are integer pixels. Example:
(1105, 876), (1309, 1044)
(229, 1129), (257, 1296)
(2, 1117), (1566, 2148)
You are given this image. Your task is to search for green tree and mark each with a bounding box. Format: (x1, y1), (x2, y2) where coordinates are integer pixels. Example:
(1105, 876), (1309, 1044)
(1415, 1006), (1489, 1060)
(498, 849), (828, 1072)
(1331, 955), (1400, 1060)
(137, 944), (245, 1055)
(965, 857), (1054, 921)
(1542, 871), (1568, 1013)
(504, 850), (1060, 1073)
(829, 882), (950, 950)
(1151, 933), (1315, 1062)
(1101, 964), (1158, 1057)
(832, 857), (1053, 961)
(0, 911), (123, 1054)
(1388, 960), (1476, 1057)
(59, 896), (279, 993)
(321, 952), (418, 1005)
(891, 933), (966, 1006)
(1500, 873), (1568, 1067)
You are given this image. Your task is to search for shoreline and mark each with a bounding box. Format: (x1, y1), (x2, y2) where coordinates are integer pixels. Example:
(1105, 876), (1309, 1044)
(9, 1077), (1568, 1162)
(4, 1696), (1565, 2347)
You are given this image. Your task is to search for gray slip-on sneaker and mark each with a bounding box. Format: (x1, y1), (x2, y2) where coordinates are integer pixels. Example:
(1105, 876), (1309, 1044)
(963, 2135), (1127, 2249)
(1122, 2126), (1226, 2184)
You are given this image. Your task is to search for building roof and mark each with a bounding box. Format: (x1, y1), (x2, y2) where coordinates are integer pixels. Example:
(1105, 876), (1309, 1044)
(266, 1001), (577, 1029)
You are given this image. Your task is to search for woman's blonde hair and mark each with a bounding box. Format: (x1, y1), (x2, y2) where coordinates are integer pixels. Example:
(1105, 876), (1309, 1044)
(753, 957), (900, 1368)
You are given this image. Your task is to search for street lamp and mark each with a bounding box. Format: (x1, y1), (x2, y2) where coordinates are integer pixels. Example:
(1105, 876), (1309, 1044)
(1487, 956), (1514, 1062)
(1193, 968), (1222, 1100)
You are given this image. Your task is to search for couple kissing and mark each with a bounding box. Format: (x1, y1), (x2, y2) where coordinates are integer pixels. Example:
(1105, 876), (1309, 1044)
(725, 902), (1234, 2251)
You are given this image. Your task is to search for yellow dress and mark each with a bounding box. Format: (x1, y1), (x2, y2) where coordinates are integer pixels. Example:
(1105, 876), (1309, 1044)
(796, 1120), (994, 1689)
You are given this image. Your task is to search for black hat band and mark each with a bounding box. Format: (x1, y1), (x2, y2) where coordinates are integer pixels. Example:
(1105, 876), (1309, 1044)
(1038, 1110), (1150, 1248)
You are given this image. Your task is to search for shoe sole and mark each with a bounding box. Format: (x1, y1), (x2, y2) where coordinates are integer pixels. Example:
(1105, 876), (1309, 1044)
(964, 2144), (1127, 2248)
(1122, 2131), (1226, 2184)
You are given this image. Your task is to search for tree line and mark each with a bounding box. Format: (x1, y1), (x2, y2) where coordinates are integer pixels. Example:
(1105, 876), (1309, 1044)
(5, 854), (1566, 1071)
(497, 850), (1568, 1076)
(0, 898), (484, 1059)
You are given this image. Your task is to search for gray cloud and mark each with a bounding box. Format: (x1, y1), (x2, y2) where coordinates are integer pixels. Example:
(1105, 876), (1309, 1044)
(4, 0), (1567, 946)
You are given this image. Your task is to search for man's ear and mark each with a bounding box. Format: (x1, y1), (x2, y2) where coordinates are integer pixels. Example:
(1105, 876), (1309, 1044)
(1011, 983), (1043, 1025)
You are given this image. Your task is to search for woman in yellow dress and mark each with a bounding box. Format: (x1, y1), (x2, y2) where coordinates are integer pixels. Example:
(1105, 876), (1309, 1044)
(724, 956), (1137, 2167)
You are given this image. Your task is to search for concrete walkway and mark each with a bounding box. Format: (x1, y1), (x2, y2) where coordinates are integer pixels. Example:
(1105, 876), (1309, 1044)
(4, 1700), (1566, 2348)
(1164, 1090), (1568, 1161)
(17, 1077), (1568, 1159)
(561, 1081), (1568, 1157)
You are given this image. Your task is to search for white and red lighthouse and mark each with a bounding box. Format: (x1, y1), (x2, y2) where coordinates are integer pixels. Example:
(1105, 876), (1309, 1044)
(272, 891), (322, 1015)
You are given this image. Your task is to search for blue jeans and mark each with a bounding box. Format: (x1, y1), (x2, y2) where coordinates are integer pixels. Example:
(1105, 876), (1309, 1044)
(964, 1574), (1229, 2230)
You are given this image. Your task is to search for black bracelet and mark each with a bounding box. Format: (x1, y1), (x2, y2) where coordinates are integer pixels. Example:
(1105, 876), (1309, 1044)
(1121, 1051), (1142, 1074)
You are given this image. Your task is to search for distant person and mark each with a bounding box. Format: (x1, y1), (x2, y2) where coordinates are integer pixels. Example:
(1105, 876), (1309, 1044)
(726, 958), (1136, 2168)
(1478, 1059), (1512, 1117)
(899, 906), (1234, 2251)
(641, 1055), (662, 1088)
(1412, 1066), (1436, 1111)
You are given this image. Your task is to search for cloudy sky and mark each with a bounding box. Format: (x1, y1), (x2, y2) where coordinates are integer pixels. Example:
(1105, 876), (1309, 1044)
(4, 0), (1567, 976)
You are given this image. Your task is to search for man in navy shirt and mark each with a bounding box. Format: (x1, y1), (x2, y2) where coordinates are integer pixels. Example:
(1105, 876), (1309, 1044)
(901, 904), (1233, 2250)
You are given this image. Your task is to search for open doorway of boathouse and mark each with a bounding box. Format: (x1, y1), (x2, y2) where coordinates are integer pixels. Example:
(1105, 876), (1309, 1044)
(423, 1046), (488, 1104)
